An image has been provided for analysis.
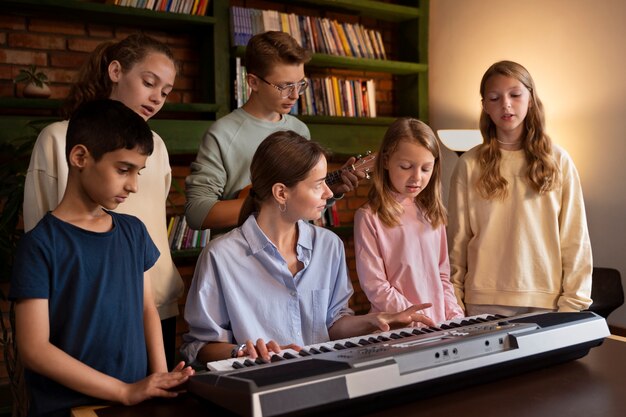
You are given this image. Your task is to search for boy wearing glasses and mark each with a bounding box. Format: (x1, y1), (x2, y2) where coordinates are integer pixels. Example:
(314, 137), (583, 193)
(185, 31), (361, 231)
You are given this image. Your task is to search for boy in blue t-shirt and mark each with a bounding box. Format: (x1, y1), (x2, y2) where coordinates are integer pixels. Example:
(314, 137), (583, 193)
(10, 99), (193, 417)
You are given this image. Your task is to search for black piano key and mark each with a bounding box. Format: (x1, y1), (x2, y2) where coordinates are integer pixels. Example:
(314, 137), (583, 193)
(270, 354), (284, 362)
(412, 329), (425, 335)
(460, 320), (472, 326)
(448, 322), (462, 328)
(283, 351), (298, 359)
(334, 343), (347, 350)
(243, 359), (256, 367)
(320, 346), (332, 352)
(368, 337), (380, 344)
(399, 331), (413, 337)
(344, 341), (359, 348)
(389, 333), (402, 339)
(299, 349), (311, 356)
(467, 319), (480, 324)
(439, 324), (453, 330)
(309, 347), (323, 354)
(475, 317), (489, 323)
(377, 335), (390, 342)
(358, 339), (371, 345)
(232, 361), (245, 369)
(495, 314), (508, 319)
(255, 357), (268, 365)
(428, 326), (441, 332)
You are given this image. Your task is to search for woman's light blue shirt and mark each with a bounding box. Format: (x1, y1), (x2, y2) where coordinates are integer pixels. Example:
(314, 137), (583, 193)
(181, 215), (354, 363)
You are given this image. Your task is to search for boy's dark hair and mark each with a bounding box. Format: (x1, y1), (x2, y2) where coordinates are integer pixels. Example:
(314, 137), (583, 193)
(245, 31), (312, 78)
(66, 99), (154, 162)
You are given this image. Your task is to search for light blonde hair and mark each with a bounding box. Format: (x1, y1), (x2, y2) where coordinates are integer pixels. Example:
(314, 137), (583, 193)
(477, 60), (560, 199)
(368, 118), (447, 228)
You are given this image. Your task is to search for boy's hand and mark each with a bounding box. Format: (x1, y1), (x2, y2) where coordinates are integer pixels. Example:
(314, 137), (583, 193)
(329, 156), (365, 196)
(235, 339), (302, 362)
(371, 303), (436, 332)
(120, 364), (194, 406)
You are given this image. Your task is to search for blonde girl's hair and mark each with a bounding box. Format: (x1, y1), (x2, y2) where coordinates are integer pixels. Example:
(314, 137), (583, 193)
(477, 60), (560, 199)
(238, 130), (327, 226)
(368, 118), (447, 228)
(61, 33), (177, 119)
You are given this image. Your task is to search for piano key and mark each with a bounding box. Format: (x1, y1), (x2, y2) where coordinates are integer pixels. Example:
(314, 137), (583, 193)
(299, 349), (311, 356)
(334, 343), (347, 350)
(283, 351), (298, 359)
(389, 333), (403, 339)
(243, 359), (256, 367)
(255, 357), (268, 365)
(232, 361), (245, 369)
(203, 314), (498, 372)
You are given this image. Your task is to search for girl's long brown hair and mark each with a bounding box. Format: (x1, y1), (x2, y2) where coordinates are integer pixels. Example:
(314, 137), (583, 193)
(238, 130), (327, 226)
(61, 33), (176, 119)
(476, 60), (560, 199)
(368, 118), (447, 228)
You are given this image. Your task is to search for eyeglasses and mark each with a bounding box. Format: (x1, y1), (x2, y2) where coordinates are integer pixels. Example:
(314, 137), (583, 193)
(253, 74), (308, 98)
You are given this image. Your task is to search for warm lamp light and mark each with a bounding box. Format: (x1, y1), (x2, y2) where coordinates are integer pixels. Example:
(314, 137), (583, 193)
(437, 129), (483, 155)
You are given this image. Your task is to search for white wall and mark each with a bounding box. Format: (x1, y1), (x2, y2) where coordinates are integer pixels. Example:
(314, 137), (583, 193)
(429, 0), (626, 327)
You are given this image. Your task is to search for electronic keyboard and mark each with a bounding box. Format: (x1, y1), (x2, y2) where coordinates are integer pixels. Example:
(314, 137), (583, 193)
(187, 311), (609, 417)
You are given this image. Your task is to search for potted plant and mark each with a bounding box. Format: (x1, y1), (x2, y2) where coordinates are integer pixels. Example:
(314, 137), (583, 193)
(14, 65), (51, 98)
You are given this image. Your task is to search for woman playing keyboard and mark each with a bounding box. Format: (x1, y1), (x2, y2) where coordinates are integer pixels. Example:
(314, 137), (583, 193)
(181, 131), (435, 364)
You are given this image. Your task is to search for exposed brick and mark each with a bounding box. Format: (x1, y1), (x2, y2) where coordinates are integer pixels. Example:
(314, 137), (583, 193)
(167, 91), (183, 103)
(8, 33), (66, 50)
(28, 18), (85, 36)
(173, 75), (194, 91)
(67, 37), (105, 53)
(49, 84), (70, 99)
(0, 81), (15, 97)
(182, 61), (199, 77)
(170, 46), (198, 63)
(50, 51), (88, 69)
(0, 15), (26, 30)
(45, 68), (77, 84)
(0, 64), (13, 80)
(0, 49), (47, 66)
(180, 91), (195, 103)
(87, 24), (114, 39)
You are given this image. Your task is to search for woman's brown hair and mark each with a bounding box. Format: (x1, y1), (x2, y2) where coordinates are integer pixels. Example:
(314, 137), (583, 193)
(238, 130), (327, 225)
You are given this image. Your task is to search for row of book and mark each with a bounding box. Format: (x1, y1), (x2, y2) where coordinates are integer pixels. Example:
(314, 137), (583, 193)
(234, 58), (377, 117)
(168, 215), (210, 251)
(230, 6), (387, 60)
(107, 0), (210, 16)
(300, 76), (377, 118)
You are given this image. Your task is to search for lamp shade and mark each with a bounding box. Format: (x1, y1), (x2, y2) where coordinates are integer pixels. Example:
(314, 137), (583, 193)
(437, 129), (483, 153)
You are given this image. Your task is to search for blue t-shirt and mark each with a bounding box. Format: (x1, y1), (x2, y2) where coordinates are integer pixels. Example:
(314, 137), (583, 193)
(10, 211), (160, 417)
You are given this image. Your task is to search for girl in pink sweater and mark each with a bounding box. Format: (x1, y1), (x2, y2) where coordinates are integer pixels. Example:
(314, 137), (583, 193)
(354, 118), (464, 323)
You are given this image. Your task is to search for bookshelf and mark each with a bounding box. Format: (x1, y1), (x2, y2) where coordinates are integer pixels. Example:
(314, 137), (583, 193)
(0, 0), (231, 155)
(228, 0), (429, 157)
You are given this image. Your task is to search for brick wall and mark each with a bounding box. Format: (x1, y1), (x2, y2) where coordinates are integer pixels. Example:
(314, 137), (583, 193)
(0, 14), (199, 103)
(0, 1), (397, 374)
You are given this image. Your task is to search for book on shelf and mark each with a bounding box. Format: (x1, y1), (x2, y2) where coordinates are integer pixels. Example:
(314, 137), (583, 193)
(233, 62), (377, 118)
(167, 214), (210, 251)
(107, 0), (209, 16)
(229, 6), (387, 60)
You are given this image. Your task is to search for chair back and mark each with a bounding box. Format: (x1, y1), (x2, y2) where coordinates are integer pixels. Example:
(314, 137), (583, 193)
(588, 267), (624, 319)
